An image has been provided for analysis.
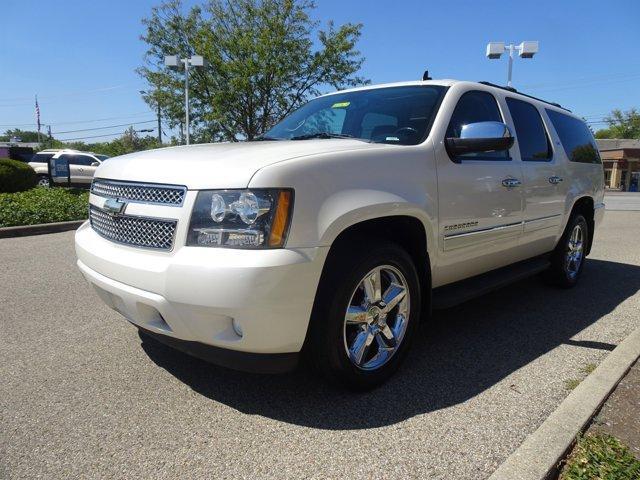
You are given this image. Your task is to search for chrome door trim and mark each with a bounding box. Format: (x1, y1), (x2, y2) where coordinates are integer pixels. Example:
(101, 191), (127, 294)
(523, 213), (562, 233)
(443, 221), (523, 251)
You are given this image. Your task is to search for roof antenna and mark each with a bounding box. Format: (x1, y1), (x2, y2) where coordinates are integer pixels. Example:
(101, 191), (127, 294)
(422, 70), (432, 81)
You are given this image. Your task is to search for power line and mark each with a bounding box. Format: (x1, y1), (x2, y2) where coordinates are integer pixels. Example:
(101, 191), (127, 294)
(0, 85), (145, 107)
(0, 111), (156, 128)
(57, 129), (155, 142)
(52, 119), (156, 135)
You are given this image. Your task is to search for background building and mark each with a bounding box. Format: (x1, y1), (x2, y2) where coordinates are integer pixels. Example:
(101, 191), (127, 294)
(597, 139), (640, 191)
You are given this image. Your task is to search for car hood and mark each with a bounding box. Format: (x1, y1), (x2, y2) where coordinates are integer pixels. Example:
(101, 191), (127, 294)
(95, 140), (391, 189)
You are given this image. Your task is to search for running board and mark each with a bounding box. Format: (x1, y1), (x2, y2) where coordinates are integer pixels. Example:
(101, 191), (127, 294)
(432, 256), (551, 309)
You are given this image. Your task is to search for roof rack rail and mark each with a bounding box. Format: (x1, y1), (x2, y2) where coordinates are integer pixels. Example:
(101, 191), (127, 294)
(478, 81), (571, 112)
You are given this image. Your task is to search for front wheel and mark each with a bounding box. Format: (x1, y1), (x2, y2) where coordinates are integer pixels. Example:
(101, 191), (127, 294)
(307, 240), (421, 390)
(545, 214), (589, 288)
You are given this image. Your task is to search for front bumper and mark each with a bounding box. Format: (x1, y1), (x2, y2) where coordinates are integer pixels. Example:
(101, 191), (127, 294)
(75, 221), (329, 367)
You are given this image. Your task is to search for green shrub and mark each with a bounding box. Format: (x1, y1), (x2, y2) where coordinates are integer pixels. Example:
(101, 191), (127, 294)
(0, 188), (89, 227)
(0, 158), (37, 193)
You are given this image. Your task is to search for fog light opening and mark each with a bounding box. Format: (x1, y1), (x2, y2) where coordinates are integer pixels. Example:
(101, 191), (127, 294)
(232, 318), (243, 338)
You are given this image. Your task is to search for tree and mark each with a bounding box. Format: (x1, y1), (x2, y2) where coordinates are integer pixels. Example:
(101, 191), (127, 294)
(595, 108), (640, 139)
(0, 129), (43, 143)
(138, 0), (367, 142)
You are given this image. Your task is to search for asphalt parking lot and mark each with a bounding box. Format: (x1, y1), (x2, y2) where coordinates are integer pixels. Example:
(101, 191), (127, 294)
(1, 202), (639, 479)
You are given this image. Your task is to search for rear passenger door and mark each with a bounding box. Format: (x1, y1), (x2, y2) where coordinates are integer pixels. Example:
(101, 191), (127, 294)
(434, 89), (524, 285)
(505, 97), (567, 254)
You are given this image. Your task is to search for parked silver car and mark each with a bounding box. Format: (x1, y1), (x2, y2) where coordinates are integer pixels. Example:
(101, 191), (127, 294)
(29, 149), (109, 187)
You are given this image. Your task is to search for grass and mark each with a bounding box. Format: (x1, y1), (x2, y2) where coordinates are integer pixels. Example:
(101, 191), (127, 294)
(0, 187), (89, 227)
(565, 363), (599, 390)
(559, 434), (640, 480)
(565, 378), (582, 390)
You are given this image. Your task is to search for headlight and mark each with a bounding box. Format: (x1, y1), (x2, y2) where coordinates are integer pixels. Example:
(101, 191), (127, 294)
(187, 189), (293, 248)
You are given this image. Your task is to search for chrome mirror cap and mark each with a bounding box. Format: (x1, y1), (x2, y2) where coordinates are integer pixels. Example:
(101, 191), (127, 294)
(460, 121), (513, 140)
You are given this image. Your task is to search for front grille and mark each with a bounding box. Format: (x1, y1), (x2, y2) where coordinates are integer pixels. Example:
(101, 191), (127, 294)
(91, 179), (186, 206)
(90, 206), (177, 250)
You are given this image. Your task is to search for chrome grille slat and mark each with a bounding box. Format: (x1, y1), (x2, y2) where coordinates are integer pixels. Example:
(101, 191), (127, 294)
(89, 206), (176, 250)
(91, 179), (186, 206)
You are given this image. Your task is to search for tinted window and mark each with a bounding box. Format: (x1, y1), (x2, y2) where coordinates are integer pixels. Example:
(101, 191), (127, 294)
(506, 98), (551, 161)
(31, 153), (54, 163)
(546, 109), (601, 164)
(69, 155), (94, 166)
(447, 91), (508, 160)
(264, 86), (446, 145)
(360, 112), (398, 140)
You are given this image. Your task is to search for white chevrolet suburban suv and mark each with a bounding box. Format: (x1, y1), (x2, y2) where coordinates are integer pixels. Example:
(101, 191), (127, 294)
(75, 79), (605, 389)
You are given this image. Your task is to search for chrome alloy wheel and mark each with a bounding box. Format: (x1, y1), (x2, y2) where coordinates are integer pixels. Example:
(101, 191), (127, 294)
(565, 224), (584, 279)
(343, 265), (410, 371)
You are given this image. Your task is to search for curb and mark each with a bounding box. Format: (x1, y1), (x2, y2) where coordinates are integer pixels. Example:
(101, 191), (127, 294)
(0, 220), (86, 239)
(489, 325), (640, 480)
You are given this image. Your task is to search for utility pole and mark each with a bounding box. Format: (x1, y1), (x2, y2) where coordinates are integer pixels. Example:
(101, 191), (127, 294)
(486, 41), (539, 87)
(156, 103), (162, 144)
(140, 89), (163, 145)
(165, 55), (206, 145)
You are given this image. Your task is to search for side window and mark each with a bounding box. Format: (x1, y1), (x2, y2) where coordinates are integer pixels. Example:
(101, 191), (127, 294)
(446, 91), (509, 160)
(57, 154), (72, 164)
(69, 155), (93, 166)
(359, 112), (398, 141)
(506, 98), (551, 161)
(546, 109), (601, 164)
(32, 153), (54, 163)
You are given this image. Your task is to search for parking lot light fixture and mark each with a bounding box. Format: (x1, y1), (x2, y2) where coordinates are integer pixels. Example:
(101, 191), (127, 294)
(486, 41), (539, 87)
(164, 54), (207, 145)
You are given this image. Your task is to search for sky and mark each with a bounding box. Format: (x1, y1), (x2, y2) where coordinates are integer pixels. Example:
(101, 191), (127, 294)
(1, 0), (639, 142)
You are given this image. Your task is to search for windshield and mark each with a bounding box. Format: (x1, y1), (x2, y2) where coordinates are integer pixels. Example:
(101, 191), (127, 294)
(95, 155), (110, 161)
(263, 85), (446, 145)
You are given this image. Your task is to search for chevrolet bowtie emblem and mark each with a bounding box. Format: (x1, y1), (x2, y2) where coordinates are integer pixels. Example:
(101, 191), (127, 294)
(103, 198), (126, 215)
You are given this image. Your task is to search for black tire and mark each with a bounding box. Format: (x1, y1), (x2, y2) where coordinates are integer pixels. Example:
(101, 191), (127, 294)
(545, 214), (589, 288)
(306, 239), (421, 390)
(36, 175), (50, 188)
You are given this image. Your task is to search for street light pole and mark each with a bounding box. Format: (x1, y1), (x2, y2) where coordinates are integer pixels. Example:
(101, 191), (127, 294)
(165, 54), (205, 145)
(184, 57), (190, 145)
(486, 41), (539, 87)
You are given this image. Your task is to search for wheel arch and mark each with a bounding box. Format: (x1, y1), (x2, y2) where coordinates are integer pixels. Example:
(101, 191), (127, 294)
(568, 196), (595, 255)
(320, 215), (432, 316)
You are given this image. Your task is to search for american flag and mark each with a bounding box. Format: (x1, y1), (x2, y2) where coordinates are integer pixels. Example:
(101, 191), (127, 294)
(35, 95), (41, 133)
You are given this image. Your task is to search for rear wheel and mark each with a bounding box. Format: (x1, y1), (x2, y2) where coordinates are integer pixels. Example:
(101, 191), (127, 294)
(36, 175), (50, 188)
(545, 214), (588, 288)
(307, 240), (421, 390)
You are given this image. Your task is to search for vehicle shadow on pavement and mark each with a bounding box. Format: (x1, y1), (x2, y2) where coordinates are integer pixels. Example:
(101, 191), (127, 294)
(140, 258), (640, 430)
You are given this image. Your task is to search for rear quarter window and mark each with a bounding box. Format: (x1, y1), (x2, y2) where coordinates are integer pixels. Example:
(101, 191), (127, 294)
(31, 153), (54, 163)
(546, 109), (601, 164)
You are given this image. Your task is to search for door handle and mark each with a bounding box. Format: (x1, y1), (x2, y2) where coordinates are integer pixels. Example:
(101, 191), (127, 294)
(501, 178), (521, 188)
(549, 175), (563, 185)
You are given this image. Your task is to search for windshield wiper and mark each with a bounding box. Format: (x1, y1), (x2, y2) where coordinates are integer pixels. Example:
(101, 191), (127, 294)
(290, 132), (355, 140)
(252, 135), (282, 141)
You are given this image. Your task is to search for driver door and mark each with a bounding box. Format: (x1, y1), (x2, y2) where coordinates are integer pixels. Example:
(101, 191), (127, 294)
(434, 89), (524, 286)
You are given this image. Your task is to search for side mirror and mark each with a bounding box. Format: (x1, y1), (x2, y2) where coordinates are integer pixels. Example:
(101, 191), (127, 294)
(446, 121), (514, 158)
(91, 161), (100, 167)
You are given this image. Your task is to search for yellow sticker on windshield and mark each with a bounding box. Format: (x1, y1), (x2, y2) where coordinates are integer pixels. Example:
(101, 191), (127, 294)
(331, 101), (350, 108)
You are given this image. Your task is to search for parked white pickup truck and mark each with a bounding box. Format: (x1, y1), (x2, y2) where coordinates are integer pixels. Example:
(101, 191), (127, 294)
(75, 79), (605, 389)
